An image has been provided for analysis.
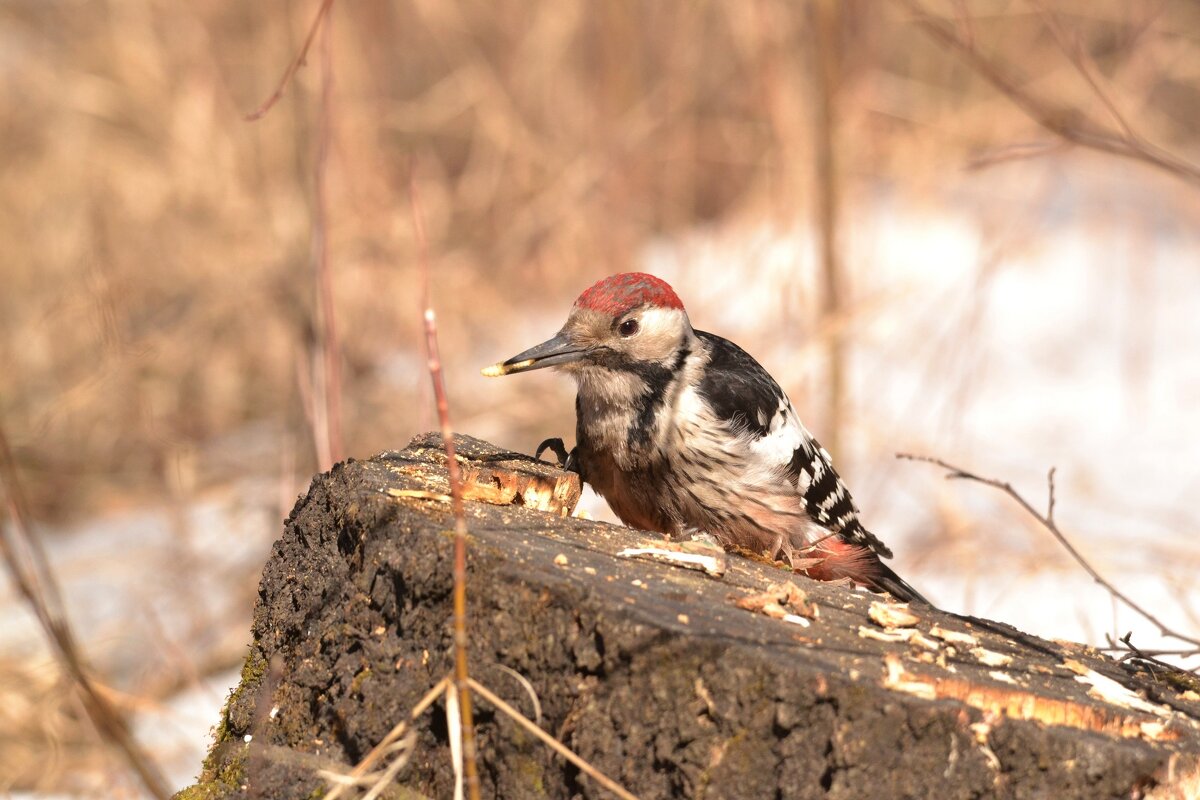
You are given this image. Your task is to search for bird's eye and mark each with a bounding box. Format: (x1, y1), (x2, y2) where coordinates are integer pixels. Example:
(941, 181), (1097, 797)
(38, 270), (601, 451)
(618, 319), (640, 337)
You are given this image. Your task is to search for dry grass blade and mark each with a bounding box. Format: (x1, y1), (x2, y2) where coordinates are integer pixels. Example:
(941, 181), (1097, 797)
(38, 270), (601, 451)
(446, 682), (464, 800)
(468, 678), (641, 800)
(0, 424), (172, 799)
(410, 168), (481, 800)
(358, 730), (419, 800)
(898, 453), (1200, 656)
(496, 664), (543, 726)
(323, 676), (448, 800)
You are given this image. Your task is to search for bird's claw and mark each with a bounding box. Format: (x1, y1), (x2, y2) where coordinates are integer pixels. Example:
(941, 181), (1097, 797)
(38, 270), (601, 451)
(675, 527), (722, 548)
(535, 437), (578, 473)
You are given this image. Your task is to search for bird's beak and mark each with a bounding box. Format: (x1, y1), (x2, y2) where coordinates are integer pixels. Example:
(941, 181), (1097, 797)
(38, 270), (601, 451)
(481, 331), (585, 377)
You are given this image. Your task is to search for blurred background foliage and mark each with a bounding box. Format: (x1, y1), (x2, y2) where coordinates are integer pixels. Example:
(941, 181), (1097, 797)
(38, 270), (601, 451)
(5, 0), (1198, 520)
(3, 0), (1200, 795)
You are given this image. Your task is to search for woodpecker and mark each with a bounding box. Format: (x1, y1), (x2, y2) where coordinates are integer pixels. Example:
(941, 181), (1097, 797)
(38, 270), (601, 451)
(482, 272), (927, 604)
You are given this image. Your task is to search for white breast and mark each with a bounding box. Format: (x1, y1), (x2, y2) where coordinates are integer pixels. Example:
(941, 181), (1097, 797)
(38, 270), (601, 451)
(748, 397), (807, 467)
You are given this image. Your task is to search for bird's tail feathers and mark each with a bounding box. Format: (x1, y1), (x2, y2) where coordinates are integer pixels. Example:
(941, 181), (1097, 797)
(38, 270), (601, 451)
(867, 561), (932, 607)
(800, 538), (933, 607)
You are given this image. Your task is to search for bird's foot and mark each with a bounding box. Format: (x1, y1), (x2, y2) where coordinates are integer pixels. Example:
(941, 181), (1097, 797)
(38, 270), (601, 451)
(534, 437), (578, 473)
(672, 526), (723, 549)
(767, 534), (796, 567)
(785, 536), (831, 574)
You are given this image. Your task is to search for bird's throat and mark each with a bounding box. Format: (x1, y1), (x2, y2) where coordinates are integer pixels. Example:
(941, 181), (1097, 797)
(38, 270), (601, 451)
(574, 367), (653, 467)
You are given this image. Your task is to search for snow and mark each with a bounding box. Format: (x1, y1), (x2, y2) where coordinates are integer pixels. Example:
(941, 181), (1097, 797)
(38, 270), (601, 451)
(5, 164), (1199, 798)
(0, 485), (275, 797)
(636, 169), (1200, 671)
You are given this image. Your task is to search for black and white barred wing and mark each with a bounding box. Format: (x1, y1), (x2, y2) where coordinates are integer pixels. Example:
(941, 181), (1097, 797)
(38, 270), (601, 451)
(783, 424), (893, 559)
(694, 330), (893, 559)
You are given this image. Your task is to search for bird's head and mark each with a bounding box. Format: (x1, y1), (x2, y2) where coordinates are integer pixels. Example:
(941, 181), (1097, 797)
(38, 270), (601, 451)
(482, 272), (694, 378)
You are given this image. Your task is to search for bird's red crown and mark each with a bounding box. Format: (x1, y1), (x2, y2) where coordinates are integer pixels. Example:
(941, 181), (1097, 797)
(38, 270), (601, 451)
(574, 272), (684, 316)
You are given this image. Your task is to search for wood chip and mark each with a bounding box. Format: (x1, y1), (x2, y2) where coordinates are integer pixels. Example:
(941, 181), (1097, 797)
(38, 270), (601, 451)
(459, 462), (581, 516)
(929, 624), (978, 647)
(869, 600), (920, 628)
(882, 653), (937, 700)
(618, 541), (727, 576)
(733, 580), (819, 625)
(971, 647), (1013, 667)
(859, 626), (910, 643)
(858, 625), (939, 650)
(385, 488), (451, 502)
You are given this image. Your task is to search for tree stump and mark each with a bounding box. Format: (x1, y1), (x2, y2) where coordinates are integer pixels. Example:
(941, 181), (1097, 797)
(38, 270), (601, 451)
(177, 433), (1200, 800)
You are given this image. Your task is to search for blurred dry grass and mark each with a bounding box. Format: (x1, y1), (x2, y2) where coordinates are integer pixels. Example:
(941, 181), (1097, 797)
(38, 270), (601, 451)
(3, 0), (1200, 793)
(6, 0), (1199, 519)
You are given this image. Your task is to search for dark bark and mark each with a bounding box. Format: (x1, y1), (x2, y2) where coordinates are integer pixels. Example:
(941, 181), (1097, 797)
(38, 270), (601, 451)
(178, 434), (1200, 800)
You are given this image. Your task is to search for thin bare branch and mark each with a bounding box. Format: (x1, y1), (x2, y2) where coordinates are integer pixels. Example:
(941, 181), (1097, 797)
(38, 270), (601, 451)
(898, 453), (1200, 651)
(245, 0), (336, 121)
(897, 0), (1200, 187)
(1107, 632), (1200, 676)
(0, 424), (172, 799)
(966, 139), (1066, 171)
(274, 6), (344, 473)
(1102, 647), (1200, 658)
(1036, 5), (1138, 142)
(410, 168), (481, 800)
(468, 679), (641, 800)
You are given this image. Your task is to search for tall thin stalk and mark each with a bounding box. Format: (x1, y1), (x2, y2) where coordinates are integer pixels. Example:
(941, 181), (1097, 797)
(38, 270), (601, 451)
(812, 0), (844, 457)
(410, 170), (482, 800)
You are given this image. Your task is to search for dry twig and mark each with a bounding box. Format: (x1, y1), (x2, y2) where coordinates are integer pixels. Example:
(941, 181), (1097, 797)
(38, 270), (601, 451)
(245, 0), (336, 121)
(248, 0), (345, 471)
(898, 453), (1200, 668)
(1104, 632), (1200, 677)
(897, 0), (1200, 187)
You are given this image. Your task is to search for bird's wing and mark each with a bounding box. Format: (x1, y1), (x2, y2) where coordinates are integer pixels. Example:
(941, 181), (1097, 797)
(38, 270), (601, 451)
(693, 331), (893, 559)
